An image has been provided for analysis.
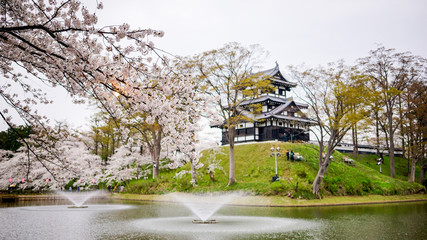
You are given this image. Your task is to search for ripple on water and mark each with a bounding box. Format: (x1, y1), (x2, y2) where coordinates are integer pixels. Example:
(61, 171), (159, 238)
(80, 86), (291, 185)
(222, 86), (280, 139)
(18, 204), (134, 212)
(131, 215), (321, 235)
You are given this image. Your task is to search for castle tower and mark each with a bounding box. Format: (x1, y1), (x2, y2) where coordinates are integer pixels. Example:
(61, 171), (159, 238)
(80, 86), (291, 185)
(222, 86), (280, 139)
(220, 64), (316, 145)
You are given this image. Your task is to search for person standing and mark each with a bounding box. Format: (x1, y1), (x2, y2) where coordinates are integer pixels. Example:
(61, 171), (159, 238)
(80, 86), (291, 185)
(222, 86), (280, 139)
(286, 150), (290, 161)
(290, 150), (295, 162)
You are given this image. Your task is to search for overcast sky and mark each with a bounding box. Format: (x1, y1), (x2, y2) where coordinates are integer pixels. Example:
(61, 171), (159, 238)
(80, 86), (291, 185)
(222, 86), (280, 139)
(2, 0), (427, 142)
(93, 0), (427, 66)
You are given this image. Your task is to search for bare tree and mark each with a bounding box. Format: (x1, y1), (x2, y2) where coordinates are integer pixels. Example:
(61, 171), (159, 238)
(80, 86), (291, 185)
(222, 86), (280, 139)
(358, 47), (426, 178)
(290, 61), (369, 197)
(192, 42), (270, 186)
(403, 80), (427, 182)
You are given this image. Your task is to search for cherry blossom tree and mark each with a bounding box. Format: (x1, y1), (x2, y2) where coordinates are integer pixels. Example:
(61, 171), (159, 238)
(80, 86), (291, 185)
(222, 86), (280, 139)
(104, 59), (209, 183)
(1, 0), (164, 128)
(1, 0), (209, 187)
(102, 144), (151, 185)
(1, 0), (164, 181)
(0, 126), (102, 190)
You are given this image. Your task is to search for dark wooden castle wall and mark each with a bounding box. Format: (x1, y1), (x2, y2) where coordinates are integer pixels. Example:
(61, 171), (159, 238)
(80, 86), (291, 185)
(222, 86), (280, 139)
(221, 127), (309, 145)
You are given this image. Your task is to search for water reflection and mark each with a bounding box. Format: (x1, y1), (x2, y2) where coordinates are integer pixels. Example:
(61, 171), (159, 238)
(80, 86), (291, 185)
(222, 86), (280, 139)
(0, 198), (425, 240)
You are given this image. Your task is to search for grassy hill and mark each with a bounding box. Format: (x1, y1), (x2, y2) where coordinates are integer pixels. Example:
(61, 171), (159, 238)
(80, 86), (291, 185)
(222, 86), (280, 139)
(126, 142), (425, 199)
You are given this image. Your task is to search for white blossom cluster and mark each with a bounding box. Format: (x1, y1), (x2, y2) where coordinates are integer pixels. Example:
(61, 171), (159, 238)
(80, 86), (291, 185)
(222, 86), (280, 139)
(1, 0), (163, 143)
(102, 145), (151, 184)
(0, 128), (102, 190)
(100, 58), (212, 182)
(0, 1), (214, 187)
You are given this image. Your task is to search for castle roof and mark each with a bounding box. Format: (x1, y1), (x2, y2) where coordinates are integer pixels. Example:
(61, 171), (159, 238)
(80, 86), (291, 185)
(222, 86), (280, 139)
(239, 99), (316, 125)
(240, 95), (308, 108)
(257, 114), (317, 124)
(255, 63), (297, 88)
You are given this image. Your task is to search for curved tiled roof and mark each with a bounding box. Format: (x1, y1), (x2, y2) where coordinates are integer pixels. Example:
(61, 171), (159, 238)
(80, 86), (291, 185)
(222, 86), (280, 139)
(255, 63), (297, 88)
(240, 95), (308, 108)
(256, 114), (317, 125)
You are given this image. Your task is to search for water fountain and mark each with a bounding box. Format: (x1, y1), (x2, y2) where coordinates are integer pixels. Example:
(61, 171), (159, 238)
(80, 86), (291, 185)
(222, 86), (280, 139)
(129, 192), (320, 238)
(57, 190), (105, 208)
(170, 192), (241, 224)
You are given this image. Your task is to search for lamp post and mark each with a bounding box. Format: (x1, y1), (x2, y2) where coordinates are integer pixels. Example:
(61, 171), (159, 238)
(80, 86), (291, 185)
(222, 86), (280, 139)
(152, 161), (157, 179)
(376, 157), (383, 173)
(270, 146), (281, 176)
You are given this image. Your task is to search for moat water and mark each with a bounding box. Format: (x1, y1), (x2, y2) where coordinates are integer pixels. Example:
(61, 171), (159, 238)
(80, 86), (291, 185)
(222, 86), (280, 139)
(0, 197), (425, 240)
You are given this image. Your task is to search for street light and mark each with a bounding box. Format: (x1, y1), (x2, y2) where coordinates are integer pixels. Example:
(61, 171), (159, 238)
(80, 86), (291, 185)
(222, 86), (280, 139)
(376, 157), (384, 173)
(152, 161), (157, 179)
(270, 146), (281, 181)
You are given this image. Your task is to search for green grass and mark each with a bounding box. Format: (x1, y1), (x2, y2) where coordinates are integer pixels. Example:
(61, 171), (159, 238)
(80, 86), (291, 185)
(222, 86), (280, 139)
(113, 193), (427, 206)
(125, 142), (425, 199)
(344, 153), (422, 181)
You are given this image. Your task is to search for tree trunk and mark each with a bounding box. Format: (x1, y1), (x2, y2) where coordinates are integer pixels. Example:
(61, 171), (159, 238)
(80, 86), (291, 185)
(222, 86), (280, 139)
(408, 129), (418, 183)
(380, 121), (390, 150)
(227, 126), (236, 186)
(190, 139), (198, 185)
(209, 171), (215, 182)
(112, 136), (116, 156)
(190, 157), (197, 185)
(408, 156), (417, 182)
(407, 133), (411, 176)
(407, 119), (415, 177)
(95, 136), (99, 155)
(388, 113), (396, 178)
(375, 111), (380, 156)
(398, 96), (406, 159)
(152, 129), (162, 179)
(419, 134), (426, 183)
(313, 154), (331, 197)
(352, 124), (358, 159)
(318, 141), (325, 169)
(419, 157), (426, 183)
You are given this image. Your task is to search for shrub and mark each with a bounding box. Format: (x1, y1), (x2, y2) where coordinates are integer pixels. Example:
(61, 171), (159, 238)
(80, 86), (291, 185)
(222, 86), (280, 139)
(361, 178), (373, 193)
(270, 181), (289, 194)
(324, 177), (341, 195)
(127, 180), (159, 194)
(292, 181), (315, 199)
(174, 175), (193, 192)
